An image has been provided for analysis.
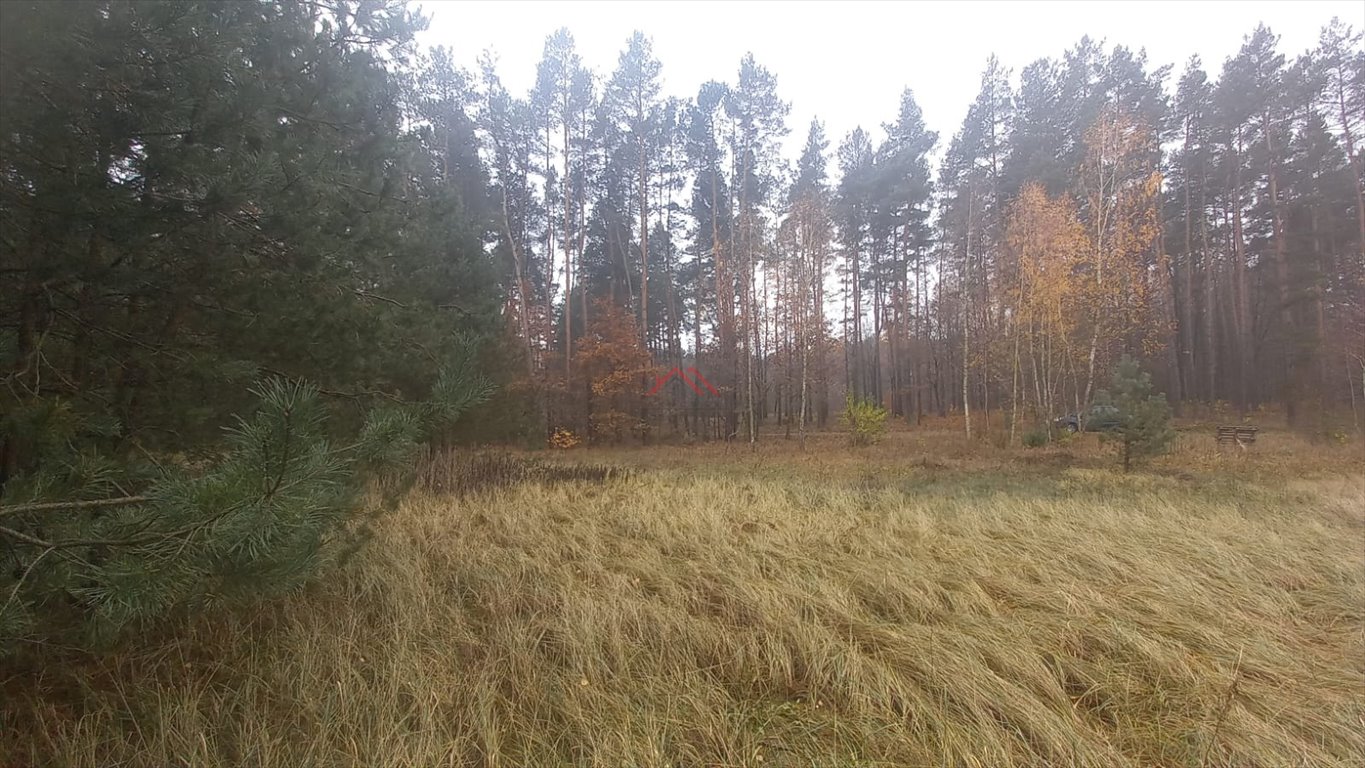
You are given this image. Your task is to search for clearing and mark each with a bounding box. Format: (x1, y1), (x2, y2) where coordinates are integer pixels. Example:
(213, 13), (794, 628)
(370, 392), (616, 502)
(4, 429), (1363, 767)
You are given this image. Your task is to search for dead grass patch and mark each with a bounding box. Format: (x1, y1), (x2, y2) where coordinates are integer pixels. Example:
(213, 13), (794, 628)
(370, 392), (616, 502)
(3, 430), (1361, 767)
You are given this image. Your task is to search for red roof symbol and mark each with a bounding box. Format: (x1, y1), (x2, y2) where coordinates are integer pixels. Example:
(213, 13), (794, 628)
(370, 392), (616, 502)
(646, 367), (719, 397)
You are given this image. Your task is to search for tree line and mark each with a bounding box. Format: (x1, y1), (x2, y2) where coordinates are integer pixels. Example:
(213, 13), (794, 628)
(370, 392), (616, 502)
(486, 19), (1364, 444)
(4, 2), (1362, 464)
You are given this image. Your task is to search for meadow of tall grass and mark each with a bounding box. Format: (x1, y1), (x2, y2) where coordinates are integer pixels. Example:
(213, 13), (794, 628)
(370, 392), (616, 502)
(3, 428), (1362, 767)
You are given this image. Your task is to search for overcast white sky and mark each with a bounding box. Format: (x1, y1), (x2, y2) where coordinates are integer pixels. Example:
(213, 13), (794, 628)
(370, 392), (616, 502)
(418, 0), (1360, 165)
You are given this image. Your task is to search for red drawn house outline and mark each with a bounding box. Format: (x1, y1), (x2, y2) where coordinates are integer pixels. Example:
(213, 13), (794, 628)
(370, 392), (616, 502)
(646, 367), (719, 397)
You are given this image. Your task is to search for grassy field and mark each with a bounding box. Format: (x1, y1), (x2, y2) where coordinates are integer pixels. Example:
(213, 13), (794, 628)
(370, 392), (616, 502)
(3, 428), (1363, 767)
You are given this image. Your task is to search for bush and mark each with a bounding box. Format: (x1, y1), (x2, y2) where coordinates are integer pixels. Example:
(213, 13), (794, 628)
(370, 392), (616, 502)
(1099, 356), (1176, 471)
(1321, 429), (1349, 445)
(842, 397), (889, 446)
(1022, 428), (1050, 448)
(549, 427), (582, 449)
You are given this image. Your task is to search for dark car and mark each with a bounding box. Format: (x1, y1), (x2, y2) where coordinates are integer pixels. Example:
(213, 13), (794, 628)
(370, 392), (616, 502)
(1054, 404), (1122, 433)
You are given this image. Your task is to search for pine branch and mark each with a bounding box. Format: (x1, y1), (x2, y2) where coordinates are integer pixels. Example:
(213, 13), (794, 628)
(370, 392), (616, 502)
(354, 289), (407, 308)
(257, 367), (406, 404)
(266, 399), (295, 499)
(0, 496), (149, 518)
(0, 468), (326, 551)
(0, 521), (185, 551)
(0, 525), (54, 548)
(336, 180), (408, 203)
(53, 309), (188, 362)
(2, 546), (55, 617)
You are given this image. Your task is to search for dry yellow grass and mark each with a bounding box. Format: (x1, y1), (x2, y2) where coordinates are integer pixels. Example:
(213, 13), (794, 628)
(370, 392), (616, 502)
(3, 429), (1363, 767)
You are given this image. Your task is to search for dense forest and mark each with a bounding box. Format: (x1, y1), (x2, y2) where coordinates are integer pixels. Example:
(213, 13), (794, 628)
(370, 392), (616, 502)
(5, 1), (1363, 462)
(472, 13), (1365, 445)
(0, 0), (1362, 641)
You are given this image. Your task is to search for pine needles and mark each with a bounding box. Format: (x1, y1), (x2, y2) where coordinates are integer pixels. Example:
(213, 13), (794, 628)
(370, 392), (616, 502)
(1, 370), (492, 653)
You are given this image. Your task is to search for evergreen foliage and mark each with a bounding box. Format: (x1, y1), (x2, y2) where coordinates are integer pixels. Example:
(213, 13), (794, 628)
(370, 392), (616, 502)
(1098, 356), (1177, 471)
(1, 363), (490, 652)
(0, 0), (501, 651)
(1022, 427), (1050, 448)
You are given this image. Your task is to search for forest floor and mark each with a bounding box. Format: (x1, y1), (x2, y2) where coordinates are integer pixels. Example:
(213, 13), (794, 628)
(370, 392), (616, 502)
(4, 427), (1364, 767)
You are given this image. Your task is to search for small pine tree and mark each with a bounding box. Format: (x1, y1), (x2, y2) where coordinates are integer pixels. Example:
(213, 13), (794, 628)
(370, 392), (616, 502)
(1100, 356), (1176, 471)
(1, 364), (491, 654)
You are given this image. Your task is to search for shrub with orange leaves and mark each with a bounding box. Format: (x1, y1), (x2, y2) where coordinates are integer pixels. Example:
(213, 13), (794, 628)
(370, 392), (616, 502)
(549, 427), (582, 450)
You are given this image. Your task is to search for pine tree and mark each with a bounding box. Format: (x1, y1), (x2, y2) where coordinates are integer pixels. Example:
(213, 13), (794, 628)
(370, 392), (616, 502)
(784, 119), (834, 442)
(1167, 57), (1216, 403)
(875, 88), (937, 419)
(683, 81), (736, 438)
(603, 33), (663, 343)
(1006, 57), (1069, 198)
(836, 128), (875, 402)
(1099, 356), (1175, 471)
(1, 360), (492, 651)
(726, 54), (789, 444)
(0, 0), (503, 650)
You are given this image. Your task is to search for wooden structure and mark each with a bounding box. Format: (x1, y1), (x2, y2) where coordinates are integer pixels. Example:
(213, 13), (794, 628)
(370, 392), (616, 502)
(1216, 425), (1259, 449)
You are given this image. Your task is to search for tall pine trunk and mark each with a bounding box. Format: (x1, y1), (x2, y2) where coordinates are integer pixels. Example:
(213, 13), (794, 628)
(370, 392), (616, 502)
(963, 185), (974, 440)
(1261, 107), (1296, 424)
